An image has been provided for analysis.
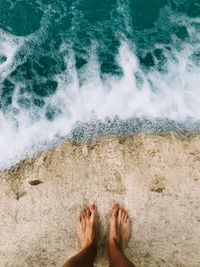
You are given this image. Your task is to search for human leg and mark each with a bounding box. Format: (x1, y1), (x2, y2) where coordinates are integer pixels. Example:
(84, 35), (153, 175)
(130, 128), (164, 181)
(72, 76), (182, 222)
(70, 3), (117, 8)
(63, 205), (98, 267)
(108, 204), (135, 267)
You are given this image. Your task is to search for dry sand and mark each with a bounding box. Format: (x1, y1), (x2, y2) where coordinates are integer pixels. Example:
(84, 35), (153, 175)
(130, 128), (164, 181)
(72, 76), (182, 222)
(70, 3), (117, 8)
(0, 132), (200, 267)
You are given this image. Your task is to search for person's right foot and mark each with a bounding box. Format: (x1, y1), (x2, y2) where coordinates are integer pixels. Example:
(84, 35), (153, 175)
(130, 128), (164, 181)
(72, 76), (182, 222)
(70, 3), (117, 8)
(109, 204), (131, 251)
(76, 204), (98, 250)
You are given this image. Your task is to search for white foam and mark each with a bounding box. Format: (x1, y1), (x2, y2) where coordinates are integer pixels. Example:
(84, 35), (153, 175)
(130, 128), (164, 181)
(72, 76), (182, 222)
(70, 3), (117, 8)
(0, 20), (200, 170)
(0, 30), (24, 79)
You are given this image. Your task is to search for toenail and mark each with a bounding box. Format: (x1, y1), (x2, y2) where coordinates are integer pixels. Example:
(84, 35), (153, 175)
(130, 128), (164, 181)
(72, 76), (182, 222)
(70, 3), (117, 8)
(114, 204), (119, 209)
(91, 204), (95, 209)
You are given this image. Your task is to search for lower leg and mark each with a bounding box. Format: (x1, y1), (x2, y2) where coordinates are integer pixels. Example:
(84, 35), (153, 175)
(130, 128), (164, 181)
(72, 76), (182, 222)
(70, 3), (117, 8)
(63, 243), (96, 267)
(108, 204), (135, 267)
(63, 205), (98, 267)
(108, 241), (135, 267)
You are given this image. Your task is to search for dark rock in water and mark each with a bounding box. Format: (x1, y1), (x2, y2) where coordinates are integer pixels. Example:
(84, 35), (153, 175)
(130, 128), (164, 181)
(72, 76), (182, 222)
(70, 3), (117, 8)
(39, 56), (57, 69)
(45, 105), (61, 121)
(10, 60), (34, 80)
(139, 53), (155, 68)
(33, 80), (58, 97)
(1, 79), (15, 97)
(33, 99), (45, 108)
(17, 98), (30, 109)
(191, 49), (200, 67)
(75, 56), (87, 69)
(20, 86), (32, 95)
(174, 25), (189, 40)
(0, 1), (43, 36)
(0, 55), (7, 64)
(154, 48), (167, 72)
(33, 56), (65, 77)
(1, 79), (15, 108)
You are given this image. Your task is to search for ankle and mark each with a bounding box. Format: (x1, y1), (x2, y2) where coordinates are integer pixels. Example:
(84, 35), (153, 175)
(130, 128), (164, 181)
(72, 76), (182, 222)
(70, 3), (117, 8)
(81, 232), (97, 249)
(108, 238), (122, 253)
(83, 241), (97, 257)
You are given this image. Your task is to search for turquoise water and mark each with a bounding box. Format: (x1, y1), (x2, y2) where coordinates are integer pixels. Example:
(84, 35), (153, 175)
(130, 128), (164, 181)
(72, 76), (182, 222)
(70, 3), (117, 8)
(0, 0), (200, 169)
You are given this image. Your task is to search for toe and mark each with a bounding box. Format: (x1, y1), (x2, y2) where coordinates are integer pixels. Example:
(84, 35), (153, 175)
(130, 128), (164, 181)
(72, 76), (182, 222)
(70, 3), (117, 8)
(112, 204), (119, 217)
(89, 204), (97, 221)
(122, 209), (127, 220)
(80, 209), (85, 219)
(118, 208), (123, 218)
(86, 207), (91, 217)
(82, 208), (87, 218)
(126, 216), (130, 223)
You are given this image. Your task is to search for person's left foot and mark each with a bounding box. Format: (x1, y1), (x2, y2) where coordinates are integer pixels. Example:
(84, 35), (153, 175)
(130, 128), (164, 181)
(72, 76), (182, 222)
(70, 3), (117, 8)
(76, 205), (98, 250)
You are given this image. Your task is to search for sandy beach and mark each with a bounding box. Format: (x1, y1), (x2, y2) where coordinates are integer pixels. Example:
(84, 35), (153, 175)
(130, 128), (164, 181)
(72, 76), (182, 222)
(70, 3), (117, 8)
(1, 132), (200, 266)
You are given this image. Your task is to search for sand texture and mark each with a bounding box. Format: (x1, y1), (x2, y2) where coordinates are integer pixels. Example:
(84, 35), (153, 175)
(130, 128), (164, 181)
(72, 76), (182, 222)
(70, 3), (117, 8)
(0, 132), (200, 267)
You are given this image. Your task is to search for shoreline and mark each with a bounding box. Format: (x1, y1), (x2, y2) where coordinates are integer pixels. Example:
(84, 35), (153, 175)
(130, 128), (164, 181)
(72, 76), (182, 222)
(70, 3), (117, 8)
(1, 114), (200, 171)
(1, 132), (200, 266)
(1, 127), (199, 172)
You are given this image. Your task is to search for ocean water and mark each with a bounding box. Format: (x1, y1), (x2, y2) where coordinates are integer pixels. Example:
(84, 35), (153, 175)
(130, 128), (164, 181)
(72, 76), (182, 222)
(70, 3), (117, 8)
(0, 0), (200, 170)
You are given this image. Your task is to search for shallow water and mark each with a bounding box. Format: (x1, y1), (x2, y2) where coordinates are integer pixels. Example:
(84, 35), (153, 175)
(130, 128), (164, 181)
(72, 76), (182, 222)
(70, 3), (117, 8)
(0, 0), (200, 169)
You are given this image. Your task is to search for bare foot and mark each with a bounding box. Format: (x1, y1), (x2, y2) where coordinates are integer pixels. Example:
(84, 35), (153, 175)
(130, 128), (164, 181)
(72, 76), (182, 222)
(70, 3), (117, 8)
(109, 204), (131, 251)
(76, 204), (98, 250)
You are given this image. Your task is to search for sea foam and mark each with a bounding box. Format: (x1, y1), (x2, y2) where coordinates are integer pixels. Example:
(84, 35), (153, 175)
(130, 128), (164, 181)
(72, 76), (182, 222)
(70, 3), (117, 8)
(0, 9), (200, 170)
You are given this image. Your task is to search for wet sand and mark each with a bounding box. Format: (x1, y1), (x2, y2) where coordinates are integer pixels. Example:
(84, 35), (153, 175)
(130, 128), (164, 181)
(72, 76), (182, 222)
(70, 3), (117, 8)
(0, 132), (200, 266)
